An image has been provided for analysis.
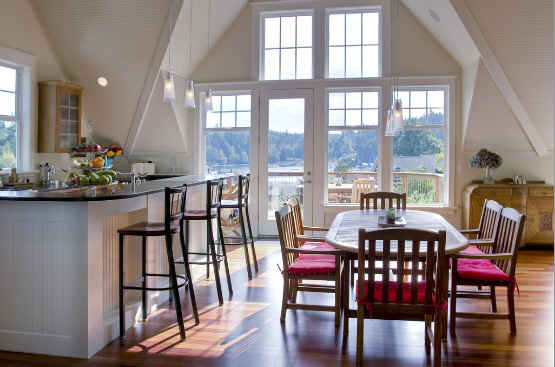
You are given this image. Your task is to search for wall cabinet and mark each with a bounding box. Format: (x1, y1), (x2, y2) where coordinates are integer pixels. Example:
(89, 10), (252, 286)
(38, 81), (83, 153)
(463, 183), (554, 246)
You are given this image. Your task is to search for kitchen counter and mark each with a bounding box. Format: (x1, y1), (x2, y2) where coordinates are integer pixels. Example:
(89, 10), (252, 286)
(0, 173), (231, 358)
(0, 174), (220, 201)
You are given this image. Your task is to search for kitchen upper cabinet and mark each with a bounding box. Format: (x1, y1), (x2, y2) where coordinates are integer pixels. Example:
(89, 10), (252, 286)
(38, 81), (83, 153)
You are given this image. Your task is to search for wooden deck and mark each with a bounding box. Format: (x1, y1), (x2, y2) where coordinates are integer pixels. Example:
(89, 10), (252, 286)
(0, 244), (552, 366)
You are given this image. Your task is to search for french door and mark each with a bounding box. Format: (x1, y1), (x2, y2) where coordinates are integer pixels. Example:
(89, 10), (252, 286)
(258, 89), (314, 235)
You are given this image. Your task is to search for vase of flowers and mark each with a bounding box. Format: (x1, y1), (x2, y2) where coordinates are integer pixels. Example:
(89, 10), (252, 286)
(469, 148), (502, 184)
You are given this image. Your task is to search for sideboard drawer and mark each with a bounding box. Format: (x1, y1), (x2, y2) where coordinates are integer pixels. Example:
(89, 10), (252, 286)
(474, 188), (512, 198)
(529, 187), (554, 197)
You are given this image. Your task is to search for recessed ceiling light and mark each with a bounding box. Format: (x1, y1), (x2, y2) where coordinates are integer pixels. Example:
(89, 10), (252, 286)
(97, 77), (108, 87)
(428, 9), (441, 23)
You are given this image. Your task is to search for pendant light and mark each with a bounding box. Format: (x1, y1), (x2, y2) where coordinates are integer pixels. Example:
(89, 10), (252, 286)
(184, 0), (196, 109)
(163, 3), (176, 103)
(385, 0), (403, 136)
(204, 89), (214, 111)
(163, 71), (176, 103)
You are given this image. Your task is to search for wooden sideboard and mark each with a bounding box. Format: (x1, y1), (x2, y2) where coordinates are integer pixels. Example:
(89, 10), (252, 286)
(463, 183), (554, 246)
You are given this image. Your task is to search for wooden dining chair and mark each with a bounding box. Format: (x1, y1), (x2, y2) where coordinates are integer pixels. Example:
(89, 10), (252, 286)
(352, 191), (408, 286)
(450, 207), (526, 336)
(288, 197), (329, 247)
(355, 228), (446, 366)
(351, 178), (377, 204)
(275, 204), (342, 327)
(459, 199), (503, 253)
(360, 191), (407, 210)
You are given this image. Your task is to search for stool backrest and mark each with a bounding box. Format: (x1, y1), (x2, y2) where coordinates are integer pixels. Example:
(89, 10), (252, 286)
(360, 191), (407, 210)
(207, 179), (223, 211)
(165, 185), (187, 229)
(238, 174), (250, 204)
(358, 228), (445, 307)
(492, 207), (526, 277)
(477, 199), (503, 240)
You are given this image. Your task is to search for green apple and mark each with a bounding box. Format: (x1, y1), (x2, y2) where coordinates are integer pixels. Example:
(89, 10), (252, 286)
(89, 173), (101, 185)
(78, 175), (90, 185)
(99, 175), (110, 185)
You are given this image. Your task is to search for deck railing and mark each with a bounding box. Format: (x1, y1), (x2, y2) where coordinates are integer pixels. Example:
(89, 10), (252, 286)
(266, 171), (444, 206)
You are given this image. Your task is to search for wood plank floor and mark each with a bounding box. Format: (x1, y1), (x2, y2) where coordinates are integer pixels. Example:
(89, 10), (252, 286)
(0, 243), (552, 366)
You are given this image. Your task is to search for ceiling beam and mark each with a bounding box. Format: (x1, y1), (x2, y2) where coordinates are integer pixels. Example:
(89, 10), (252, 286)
(451, 0), (547, 157)
(461, 59), (479, 149)
(124, 0), (184, 154)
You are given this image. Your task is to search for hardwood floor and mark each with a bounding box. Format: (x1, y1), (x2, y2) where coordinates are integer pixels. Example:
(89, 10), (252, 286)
(0, 244), (552, 367)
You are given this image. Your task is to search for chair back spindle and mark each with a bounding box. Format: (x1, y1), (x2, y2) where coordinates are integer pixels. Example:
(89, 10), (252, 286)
(288, 197), (304, 240)
(360, 192), (407, 210)
(493, 207), (526, 276)
(275, 205), (298, 272)
(478, 199), (503, 240)
(358, 228), (445, 308)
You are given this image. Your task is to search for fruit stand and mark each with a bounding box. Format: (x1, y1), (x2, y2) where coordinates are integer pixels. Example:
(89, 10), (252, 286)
(67, 143), (123, 186)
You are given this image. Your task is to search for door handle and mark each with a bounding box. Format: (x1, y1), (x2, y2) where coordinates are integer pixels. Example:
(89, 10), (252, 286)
(305, 180), (312, 184)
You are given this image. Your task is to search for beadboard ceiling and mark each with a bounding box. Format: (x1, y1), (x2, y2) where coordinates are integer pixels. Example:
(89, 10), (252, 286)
(30, 0), (248, 149)
(402, 0), (553, 151)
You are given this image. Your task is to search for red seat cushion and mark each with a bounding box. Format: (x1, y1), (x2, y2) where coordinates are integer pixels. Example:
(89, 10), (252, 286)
(456, 257), (510, 282)
(460, 245), (484, 255)
(287, 242), (337, 275)
(356, 280), (428, 304)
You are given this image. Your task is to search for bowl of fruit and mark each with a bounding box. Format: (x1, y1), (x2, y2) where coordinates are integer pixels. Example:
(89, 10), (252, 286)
(66, 169), (117, 186)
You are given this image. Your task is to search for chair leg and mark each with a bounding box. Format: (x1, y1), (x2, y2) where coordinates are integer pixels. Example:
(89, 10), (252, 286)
(335, 267), (341, 328)
(490, 286), (497, 313)
(350, 260), (355, 287)
(208, 218), (224, 305)
(245, 204), (258, 272)
(449, 264), (457, 337)
(119, 233), (125, 338)
(433, 311), (442, 366)
(141, 236), (147, 321)
(343, 257), (350, 339)
(165, 234), (185, 339)
(280, 275), (289, 323)
(425, 314), (432, 354)
(217, 210), (233, 294)
(179, 220), (199, 325)
(508, 284), (517, 335)
(290, 279), (298, 303)
(356, 305), (364, 367)
(238, 206), (253, 279)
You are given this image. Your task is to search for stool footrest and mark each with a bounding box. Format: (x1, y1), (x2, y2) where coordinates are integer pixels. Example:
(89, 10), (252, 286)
(123, 274), (187, 291)
(222, 236), (248, 245)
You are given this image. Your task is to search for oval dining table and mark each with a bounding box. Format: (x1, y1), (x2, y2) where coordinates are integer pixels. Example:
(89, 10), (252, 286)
(325, 209), (468, 337)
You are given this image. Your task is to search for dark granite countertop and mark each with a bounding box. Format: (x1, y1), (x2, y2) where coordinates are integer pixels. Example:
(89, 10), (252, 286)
(0, 174), (225, 202)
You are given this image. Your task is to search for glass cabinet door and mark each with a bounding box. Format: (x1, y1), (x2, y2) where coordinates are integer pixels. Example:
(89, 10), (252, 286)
(57, 87), (81, 152)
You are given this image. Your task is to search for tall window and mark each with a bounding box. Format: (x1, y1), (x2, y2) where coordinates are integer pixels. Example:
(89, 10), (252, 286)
(204, 93), (251, 175)
(0, 64), (17, 169)
(262, 13), (313, 80)
(392, 88), (447, 205)
(327, 89), (380, 203)
(327, 9), (380, 78)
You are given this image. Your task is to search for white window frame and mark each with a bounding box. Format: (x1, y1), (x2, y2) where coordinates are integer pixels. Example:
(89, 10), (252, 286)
(389, 84), (452, 207)
(259, 10), (315, 81)
(0, 63), (20, 170)
(0, 45), (35, 172)
(325, 6), (382, 79)
(325, 86), (382, 203)
(199, 89), (258, 176)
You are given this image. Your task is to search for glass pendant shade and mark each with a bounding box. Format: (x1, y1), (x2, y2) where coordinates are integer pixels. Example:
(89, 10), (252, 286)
(163, 71), (176, 103)
(184, 80), (196, 109)
(204, 89), (214, 111)
(385, 99), (404, 136)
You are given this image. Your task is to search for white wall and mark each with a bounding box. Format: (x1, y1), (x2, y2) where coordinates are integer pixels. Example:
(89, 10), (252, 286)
(0, 0), (68, 172)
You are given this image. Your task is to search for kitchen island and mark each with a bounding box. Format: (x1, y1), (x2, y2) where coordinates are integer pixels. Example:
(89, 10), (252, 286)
(0, 174), (225, 358)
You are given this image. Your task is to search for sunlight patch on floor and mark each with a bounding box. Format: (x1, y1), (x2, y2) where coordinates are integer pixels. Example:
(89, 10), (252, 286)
(126, 301), (269, 358)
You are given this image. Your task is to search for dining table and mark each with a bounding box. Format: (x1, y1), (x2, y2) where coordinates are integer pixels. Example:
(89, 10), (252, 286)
(325, 209), (468, 337)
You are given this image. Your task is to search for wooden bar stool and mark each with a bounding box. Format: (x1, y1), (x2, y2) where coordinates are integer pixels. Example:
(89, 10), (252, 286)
(221, 174), (258, 279)
(181, 179), (232, 305)
(118, 185), (199, 340)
